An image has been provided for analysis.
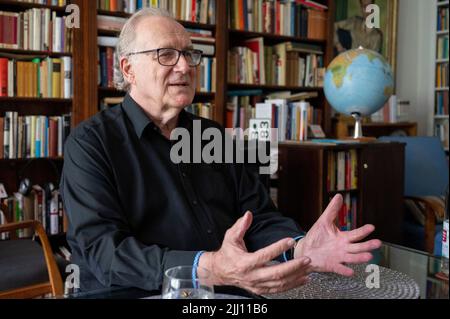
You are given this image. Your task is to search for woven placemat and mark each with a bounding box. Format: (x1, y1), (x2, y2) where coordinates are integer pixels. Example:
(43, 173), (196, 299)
(263, 263), (420, 299)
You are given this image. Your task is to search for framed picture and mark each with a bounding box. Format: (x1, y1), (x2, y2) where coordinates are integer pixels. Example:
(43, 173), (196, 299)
(333, 0), (398, 75)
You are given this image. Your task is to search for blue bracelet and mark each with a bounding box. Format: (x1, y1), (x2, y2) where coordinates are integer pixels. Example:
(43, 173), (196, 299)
(192, 250), (205, 288)
(283, 235), (304, 262)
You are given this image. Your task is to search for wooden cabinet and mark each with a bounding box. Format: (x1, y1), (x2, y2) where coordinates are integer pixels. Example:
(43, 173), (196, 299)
(277, 141), (405, 244)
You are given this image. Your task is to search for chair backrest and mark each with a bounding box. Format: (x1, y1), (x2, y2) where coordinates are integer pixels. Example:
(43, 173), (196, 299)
(0, 220), (64, 299)
(378, 136), (449, 197)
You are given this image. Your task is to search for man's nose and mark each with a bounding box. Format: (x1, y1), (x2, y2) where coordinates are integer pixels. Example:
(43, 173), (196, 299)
(173, 53), (191, 73)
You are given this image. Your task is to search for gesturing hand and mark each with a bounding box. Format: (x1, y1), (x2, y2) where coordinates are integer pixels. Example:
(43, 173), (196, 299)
(198, 211), (312, 295)
(294, 194), (382, 276)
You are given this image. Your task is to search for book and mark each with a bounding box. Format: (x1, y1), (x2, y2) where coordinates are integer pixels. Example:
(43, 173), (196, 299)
(243, 37), (265, 85)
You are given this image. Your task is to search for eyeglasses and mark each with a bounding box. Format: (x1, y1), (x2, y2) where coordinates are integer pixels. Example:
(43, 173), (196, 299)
(126, 48), (203, 67)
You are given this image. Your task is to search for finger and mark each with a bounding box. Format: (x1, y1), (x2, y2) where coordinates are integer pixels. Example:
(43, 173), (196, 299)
(345, 224), (376, 242)
(332, 264), (354, 277)
(252, 238), (297, 266)
(226, 211), (253, 243)
(319, 194), (343, 224)
(343, 252), (373, 264)
(251, 257), (312, 284)
(347, 239), (382, 254)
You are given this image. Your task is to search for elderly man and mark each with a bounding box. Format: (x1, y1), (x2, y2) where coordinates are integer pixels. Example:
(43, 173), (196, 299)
(61, 8), (381, 295)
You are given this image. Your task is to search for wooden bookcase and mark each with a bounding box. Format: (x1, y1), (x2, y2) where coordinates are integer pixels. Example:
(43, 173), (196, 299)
(277, 141), (405, 244)
(0, 0), (89, 195)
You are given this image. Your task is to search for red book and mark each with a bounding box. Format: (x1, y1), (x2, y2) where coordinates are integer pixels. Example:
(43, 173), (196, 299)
(0, 117), (4, 159)
(0, 58), (8, 96)
(48, 118), (58, 157)
(275, 0), (280, 35)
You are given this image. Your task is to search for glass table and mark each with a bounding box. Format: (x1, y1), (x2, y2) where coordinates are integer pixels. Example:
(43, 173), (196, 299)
(375, 242), (448, 299)
(61, 242), (448, 299)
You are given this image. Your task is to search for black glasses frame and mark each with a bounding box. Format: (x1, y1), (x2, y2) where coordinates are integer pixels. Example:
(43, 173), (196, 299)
(126, 48), (203, 67)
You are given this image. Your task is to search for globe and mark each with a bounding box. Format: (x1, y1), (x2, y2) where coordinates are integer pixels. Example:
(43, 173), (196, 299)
(324, 47), (394, 117)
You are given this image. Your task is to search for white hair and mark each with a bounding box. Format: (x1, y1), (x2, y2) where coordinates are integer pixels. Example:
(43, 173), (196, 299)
(114, 8), (175, 91)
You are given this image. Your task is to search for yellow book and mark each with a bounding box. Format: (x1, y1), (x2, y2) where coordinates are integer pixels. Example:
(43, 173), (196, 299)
(52, 58), (61, 98)
(350, 149), (358, 189)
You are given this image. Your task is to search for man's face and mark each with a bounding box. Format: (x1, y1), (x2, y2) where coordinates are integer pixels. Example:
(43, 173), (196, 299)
(130, 17), (196, 111)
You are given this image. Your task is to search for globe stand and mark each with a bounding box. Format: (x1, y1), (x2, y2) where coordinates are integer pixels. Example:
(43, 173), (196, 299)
(343, 112), (377, 142)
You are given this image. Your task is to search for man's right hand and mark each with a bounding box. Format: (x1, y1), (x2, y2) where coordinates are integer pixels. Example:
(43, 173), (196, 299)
(198, 211), (312, 295)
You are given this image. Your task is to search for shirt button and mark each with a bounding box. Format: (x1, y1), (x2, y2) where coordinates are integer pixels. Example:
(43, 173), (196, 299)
(207, 229), (213, 234)
(192, 200), (198, 205)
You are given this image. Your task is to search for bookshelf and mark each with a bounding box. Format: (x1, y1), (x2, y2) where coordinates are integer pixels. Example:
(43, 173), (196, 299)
(0, 0), (97, 238)
(277, 141), (405, 244)
(433, 0), (449, 152)
(225, 0), (335, 135)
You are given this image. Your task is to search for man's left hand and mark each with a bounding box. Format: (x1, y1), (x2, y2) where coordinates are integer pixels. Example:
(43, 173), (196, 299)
(294, 194), (382, 276)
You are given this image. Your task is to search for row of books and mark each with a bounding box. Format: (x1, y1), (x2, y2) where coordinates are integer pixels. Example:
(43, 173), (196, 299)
(0, 56), (72, 98)
(435, 121), (449, 149)
(97, 0), (216, 25)
(0, 112), (71, 159)
(185, 102), (213, 119)
(255, 100), (322, 141)
(0, 185), (67, 239)
(436, 91), (449, 116)
(229, 0), (328, 40)
(226, 93), (259, 130)
(228, 39), (324, 87)
(332, 193), (358, 231)
(225, 90), (322, 141)
(327, 149), (358, 192)
(437, 36), (449, 60)
(13, 0), (67, 6)
(437, 6), (449, 32)
(0, 9), (72, 53)
(436, 63), (449, 88)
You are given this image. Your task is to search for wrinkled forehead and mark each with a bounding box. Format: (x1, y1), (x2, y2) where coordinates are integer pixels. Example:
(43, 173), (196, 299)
(134, 16), (192, 49)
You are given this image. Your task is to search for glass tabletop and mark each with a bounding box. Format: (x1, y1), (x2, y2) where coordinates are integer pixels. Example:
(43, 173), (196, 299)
(59, 242), (448, 299)
(375, 242), (448, 299)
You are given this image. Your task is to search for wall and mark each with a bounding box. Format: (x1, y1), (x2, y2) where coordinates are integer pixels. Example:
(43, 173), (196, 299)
(396, 0), (436, 136)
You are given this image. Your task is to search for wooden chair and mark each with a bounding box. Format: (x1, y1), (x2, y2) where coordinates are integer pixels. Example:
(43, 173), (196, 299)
(0, 220), (64, 299)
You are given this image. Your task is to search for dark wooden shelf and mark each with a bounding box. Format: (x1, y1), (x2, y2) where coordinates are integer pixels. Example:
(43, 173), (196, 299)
(0, 0), (67, 12)
(328, 189), (359, 195)
(0, 48), (72, 57)
(0, 97), (72, 103)
(229, 29), (327, 46)
(0, 98), (71, 116)
(98, 29), (120, 36)
(0, 157), (64, 162)
(97, 9), (216, 31)
(228, 83), (324, 92)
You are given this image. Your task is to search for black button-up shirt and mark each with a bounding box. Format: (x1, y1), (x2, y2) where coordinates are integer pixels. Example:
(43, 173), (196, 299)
(61, 93), (301, 291)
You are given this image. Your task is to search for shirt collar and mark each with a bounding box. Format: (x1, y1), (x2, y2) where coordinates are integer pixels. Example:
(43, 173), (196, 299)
(122, 93), (192, 139)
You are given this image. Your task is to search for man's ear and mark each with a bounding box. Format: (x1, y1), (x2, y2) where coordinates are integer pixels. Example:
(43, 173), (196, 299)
(120, 57), (135, 84)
